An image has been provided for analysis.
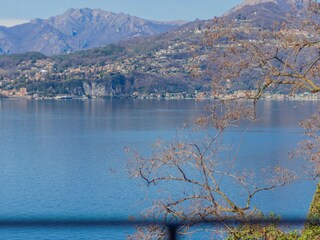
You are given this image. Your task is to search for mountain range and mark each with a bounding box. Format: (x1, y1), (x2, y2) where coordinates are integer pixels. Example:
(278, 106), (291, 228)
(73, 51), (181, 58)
(0, 0), (309, 56)
(0, 8), (186, 55)
(0, 0), (315, 98)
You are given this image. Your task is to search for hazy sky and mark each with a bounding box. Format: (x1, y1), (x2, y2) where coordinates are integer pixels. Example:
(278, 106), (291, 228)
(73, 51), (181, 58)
(0, 0), (243, 26)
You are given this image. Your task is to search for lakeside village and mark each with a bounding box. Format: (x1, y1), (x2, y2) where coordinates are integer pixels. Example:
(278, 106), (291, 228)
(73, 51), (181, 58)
(1, 20), (318, 101)
(1, 87), (320, 101)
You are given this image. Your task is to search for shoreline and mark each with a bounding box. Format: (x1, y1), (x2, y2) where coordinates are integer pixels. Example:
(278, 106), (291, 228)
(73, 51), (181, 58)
(1, 92), (320, 101)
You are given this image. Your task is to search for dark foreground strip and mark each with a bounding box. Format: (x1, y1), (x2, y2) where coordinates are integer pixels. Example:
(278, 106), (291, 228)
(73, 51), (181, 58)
(0, 217), (318, 240)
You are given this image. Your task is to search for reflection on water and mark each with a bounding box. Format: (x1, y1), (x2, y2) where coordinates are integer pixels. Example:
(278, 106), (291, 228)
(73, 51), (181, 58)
(255, 100), (319, 128)
(0, 99), (318, 239)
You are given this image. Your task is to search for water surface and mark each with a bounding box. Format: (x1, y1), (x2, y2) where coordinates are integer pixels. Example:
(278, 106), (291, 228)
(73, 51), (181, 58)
(0, 99), (318, 239)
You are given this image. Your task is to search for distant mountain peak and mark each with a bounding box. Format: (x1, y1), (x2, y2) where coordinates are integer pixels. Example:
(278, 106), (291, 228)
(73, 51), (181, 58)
(244, 0), (277, 5)
(221, 0), (314, 30)
(228, 0), (310, 14)
(0, 8), (185, 55)
(64, 7), (112, 16)
(242, 0), (310, 5)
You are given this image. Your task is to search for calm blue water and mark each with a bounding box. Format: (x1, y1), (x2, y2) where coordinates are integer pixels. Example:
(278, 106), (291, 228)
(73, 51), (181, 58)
(0, 99), (318, 239)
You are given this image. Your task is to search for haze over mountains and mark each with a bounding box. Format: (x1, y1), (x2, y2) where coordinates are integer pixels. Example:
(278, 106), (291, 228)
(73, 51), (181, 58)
(0, 8), (186, 55)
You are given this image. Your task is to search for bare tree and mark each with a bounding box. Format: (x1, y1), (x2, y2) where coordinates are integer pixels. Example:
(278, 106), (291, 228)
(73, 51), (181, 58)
(208, 1), (320, 99)
(295, 110), (320, 175)
(128, 0), (320, 238)
(128, 121), (295, 238)
(203, 0), (320, 168)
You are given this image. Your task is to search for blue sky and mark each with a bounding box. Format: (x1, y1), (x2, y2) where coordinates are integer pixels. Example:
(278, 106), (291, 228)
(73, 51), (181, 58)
(0, 0), (243, 26)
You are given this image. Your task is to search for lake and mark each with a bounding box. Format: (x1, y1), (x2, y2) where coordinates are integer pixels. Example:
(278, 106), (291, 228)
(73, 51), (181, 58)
(0, 99), (318, 239)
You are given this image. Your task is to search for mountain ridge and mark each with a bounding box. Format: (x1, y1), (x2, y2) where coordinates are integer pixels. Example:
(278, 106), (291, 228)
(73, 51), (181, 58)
(0, 0), (316, 98)
(226, 0), (311, 15)
(0, 8), (187, 55)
